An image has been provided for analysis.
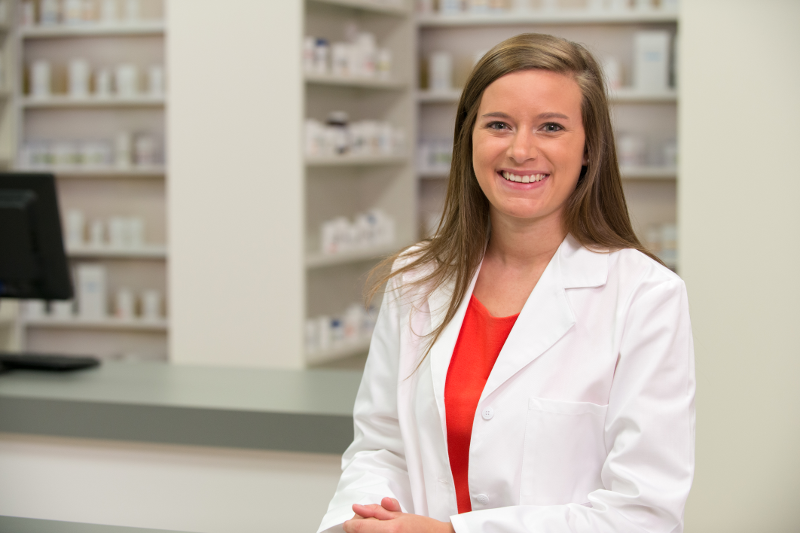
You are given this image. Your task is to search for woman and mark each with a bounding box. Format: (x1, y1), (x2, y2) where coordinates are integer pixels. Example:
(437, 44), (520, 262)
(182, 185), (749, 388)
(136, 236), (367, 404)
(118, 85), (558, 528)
(318, 33), (695, 533)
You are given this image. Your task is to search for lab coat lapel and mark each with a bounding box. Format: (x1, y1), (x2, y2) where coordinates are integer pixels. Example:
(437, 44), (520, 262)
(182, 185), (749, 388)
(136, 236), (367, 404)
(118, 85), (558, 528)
(479, 235), (607, 402)
(428, 262), (482, 446)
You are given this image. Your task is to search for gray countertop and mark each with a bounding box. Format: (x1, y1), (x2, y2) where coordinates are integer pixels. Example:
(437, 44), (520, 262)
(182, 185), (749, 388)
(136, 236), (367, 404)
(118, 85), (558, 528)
(0, 361), (363, 454)
(0, 516), (191, 533)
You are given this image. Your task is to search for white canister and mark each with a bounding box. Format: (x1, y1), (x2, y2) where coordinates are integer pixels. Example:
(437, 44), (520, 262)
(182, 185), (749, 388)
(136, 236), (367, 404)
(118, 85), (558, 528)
(76, 264), (107, 319)
(100, 0), (117, 22)
(601, 56), (623, 91)
(127, 217), (144, 248)
(428, 51), (453, 92)
(108, 217), (129, 248)
(64, 0), (83, 24)
(115, 288), (135, 319)
(115, 131), (133, 168)
(134, 134), (157, 166)
(30, 61), (52, 99)
(65, 209), (85, 247)
(39, 0), (60, 25)
(617, 134), (646, 167)
(95, 68), (112, 97)
(141, 290), (162, 321)
(69, 59), (91, 98)
(115, 64), (139, 97)
(20, 1), (35, 26)
(317, 316), (332, 351)
(147, 65), (164, 96)
(124, 0), (141, 21)
(51, 300), (75, 319)
(25, 300), (47, 319)
(88, 219), (105, 247)
(53, 142), (79, 167)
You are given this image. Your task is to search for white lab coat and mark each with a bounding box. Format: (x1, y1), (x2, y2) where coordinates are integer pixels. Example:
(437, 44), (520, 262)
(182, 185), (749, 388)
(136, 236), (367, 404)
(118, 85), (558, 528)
(318, 234), (695, 533)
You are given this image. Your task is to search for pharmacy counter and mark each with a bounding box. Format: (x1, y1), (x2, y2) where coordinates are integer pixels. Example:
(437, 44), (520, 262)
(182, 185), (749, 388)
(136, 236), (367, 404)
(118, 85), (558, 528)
(0, 516), (191, 533)
(0, 361), (362, 454)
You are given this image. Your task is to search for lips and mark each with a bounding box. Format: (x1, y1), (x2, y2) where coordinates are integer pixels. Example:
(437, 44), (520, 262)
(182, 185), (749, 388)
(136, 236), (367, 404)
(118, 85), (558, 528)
(500, 170), (549, 184)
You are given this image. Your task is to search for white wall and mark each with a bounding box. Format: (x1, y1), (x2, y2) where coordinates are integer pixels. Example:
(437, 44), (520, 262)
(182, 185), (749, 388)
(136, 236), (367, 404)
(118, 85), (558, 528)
(168, 0), (305, 368)
(0, 434), (342, 533)
(679, 1), (800, 531)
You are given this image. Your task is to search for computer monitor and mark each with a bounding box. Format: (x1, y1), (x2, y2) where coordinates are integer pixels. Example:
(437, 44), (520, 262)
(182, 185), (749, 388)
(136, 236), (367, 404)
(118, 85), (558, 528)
(0, 172), (73, 300)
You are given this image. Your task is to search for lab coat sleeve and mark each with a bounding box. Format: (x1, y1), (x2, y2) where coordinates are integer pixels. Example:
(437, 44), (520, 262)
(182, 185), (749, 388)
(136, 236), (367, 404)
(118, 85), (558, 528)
(316, 276), (412, 533)
(451, 276), (696, 533)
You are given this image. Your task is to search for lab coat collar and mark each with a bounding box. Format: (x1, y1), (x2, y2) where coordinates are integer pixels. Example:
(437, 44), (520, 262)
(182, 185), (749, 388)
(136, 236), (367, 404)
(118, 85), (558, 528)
(426, 234), (608, 441)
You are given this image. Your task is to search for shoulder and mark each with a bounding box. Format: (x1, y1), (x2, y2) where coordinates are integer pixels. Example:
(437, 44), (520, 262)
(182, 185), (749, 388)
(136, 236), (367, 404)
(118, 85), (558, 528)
(606, 247), (688, 306)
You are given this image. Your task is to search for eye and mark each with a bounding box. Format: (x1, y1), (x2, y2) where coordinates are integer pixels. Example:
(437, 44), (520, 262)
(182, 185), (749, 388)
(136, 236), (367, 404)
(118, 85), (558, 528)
(486, 121), (510, 131)
(541, 122), (564, 133)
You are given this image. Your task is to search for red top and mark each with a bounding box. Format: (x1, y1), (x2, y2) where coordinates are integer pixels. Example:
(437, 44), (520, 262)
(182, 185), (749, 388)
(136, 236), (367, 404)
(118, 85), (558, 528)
(444, 295), (519, 514)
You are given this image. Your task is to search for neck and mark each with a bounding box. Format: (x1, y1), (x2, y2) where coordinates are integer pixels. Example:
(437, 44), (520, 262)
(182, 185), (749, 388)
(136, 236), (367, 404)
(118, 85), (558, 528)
(486, 209), (567, 269)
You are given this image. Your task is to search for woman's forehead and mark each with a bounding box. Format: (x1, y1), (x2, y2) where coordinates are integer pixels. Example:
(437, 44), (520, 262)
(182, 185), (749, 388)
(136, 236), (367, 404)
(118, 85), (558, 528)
(478, 70), (582, 118)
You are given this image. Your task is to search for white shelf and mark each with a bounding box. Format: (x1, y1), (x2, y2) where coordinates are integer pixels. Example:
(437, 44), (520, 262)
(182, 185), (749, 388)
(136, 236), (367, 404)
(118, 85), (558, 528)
(306, 337), (371, 365)
(309, 0), (409, 16)
(620, 166), (677, 180)
(18, 166), (166, 178)
(22, 317), (169, 332)
(19, 21), (166, 38)
(417, 9), (679, 27)
(306, 153), (408, 167)
(417, 87), (678, 103)
(67, 245), (168, 259)
(306, 243), (399, 269)
(419, 166), (677, 180)
(20, 96), (166, 108)
(305, 73), (407, 90)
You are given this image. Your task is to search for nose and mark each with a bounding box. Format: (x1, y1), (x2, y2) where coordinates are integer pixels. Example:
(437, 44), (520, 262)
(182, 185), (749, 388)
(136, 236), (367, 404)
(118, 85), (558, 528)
(507, 128), (538, 164)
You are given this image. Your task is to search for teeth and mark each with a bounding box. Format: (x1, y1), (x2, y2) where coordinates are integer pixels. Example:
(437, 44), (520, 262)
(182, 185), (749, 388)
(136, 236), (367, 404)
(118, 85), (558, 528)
(502, 171), (547, 183)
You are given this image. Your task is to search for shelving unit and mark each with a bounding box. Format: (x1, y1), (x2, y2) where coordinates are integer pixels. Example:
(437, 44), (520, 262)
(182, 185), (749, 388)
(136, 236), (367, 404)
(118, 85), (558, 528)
(14, 1), (169, 361)
(303, 0), (415, 365)
(19, 95), (166, 108)
(18, 21), (166, 39)
(415, 6), (679, 267)
(23, 316), (168, 332)
(0, 1), (20, 352)
(417, 9), (678, 26)
(17, 166), (166, 178)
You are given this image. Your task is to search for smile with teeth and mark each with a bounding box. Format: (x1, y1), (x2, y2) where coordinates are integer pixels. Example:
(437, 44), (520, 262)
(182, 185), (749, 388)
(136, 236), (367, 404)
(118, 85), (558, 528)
(501, 171), (549, 183)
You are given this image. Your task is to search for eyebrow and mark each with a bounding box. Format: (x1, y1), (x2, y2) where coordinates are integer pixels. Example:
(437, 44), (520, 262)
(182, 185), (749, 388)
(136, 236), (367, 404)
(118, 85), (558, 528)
(481, 111), (570, 120)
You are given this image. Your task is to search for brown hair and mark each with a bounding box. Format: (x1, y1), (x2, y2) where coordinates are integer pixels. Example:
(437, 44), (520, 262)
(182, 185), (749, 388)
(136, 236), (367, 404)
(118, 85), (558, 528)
(368, 33), (660, 357)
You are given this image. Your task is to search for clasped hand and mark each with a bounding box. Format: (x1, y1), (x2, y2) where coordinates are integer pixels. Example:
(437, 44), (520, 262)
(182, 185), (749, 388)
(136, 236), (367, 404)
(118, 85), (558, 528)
(343, 497), (455, 533)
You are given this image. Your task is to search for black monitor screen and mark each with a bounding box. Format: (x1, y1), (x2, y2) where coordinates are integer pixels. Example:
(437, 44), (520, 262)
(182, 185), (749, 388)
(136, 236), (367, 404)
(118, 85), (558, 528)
(0, 173), (72, 300)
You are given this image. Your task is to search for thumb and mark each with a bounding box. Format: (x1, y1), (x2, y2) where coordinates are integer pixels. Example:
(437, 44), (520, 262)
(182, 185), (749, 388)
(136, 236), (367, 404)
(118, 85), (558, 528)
(381, 497), (402, 513)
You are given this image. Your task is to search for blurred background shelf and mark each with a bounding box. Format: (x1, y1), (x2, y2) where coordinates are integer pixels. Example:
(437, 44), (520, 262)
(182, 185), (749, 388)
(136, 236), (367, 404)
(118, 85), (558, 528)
(19, 22), (166, 39)
(306, 153), (409, 167)
(306, 243), (399, 269)
(19, 166), (167, 178)
(305, 72), (407, 90)
(308, 0), (409, 16)
(22, 317), (169, 332)
(306, 337), (371, 366)
(67, 245), (168, 259)
(20, 96), (166, 108)
(417, 10), (678, 27)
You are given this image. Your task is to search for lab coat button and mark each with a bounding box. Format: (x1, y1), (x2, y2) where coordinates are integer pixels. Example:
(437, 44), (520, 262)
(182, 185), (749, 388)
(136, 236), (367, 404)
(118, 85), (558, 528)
(475, 494), (489, 504)
(481, 407), (494, 420)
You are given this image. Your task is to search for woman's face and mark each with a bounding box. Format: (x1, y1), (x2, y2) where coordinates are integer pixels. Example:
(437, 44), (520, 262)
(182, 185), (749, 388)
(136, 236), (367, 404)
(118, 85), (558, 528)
(472, 69), (587, 228)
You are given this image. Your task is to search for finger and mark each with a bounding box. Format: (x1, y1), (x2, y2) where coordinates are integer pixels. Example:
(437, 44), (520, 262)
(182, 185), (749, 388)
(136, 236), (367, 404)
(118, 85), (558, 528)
(351, 503), (384, 519)
(343, 517), (380, 533)
(380, 497), (402, 513)
(352, 503), (397, 521)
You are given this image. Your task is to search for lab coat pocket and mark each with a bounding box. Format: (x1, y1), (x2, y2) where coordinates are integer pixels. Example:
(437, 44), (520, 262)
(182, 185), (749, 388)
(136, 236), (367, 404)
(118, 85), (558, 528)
(520, 397), (608, 506)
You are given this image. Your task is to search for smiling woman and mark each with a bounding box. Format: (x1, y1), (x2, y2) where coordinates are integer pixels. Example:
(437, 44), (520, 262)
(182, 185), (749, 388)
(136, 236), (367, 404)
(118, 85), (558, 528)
(317, 34), (695, 533)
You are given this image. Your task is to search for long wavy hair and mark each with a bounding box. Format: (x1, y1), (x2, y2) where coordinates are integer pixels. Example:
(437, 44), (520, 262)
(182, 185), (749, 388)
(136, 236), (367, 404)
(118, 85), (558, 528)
(368, 33), (660, 357)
